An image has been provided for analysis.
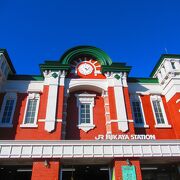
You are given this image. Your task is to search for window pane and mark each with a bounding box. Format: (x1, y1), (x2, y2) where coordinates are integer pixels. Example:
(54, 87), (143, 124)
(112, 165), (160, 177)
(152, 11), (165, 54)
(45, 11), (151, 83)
(132, 101), (143, 124)
(24, 99), (37, 124)
(152, 100), (165, 124)
(2, 99), (15, 123)
(80, 103), (91, 124)
(171, 62), (176, 69)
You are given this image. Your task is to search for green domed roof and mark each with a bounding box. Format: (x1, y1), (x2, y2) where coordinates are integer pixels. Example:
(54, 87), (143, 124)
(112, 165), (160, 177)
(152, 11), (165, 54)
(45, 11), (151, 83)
(59, 46), (112, 66)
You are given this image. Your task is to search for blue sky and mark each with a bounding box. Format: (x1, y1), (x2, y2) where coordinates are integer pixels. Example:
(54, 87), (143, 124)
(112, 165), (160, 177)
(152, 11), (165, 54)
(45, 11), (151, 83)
(1, 0), (180, 77)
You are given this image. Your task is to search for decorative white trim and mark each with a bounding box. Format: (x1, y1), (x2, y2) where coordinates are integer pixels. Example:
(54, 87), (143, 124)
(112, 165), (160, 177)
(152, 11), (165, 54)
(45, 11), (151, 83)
(150, 95), (171, 127)
(66, 79), (107, 93)
(20, 124), (38, 128)
(77, 124), (95, 132)
(176, 99), (180, 103)
(38, 119), (62, 122)
(0, 140), (180, 158)
(102, 91), (112, 134)
(1, 81), (44, 94)
(113, 85), (128, 132)
(43, 71), (65, 133)
(162, 78), (180, 102)
(155, 124), (172, 128)
(21, 93), (40, 128)
(0, 92), (17, 127)
(27, 89), (42, 93)
(128, 119), (134, 123)
(128, 83), (163, 96)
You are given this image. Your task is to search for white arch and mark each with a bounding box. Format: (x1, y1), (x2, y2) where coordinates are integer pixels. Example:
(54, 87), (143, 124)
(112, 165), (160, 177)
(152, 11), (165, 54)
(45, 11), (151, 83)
(66, 79), (108, 94)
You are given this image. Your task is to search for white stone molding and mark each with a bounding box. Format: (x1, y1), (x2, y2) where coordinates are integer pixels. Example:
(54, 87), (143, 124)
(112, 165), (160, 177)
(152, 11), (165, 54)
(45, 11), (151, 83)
(153, 58), (180, 85)
(102, 90), (112, 134)
(1, 81), (44, 94)
(122, 72), (128, 87)
(176, 99), (180, 113)
(66, 78), (107, 93)
(113, 83), (128, 132)
(44, 70), (66, 132)
(176, 99), (180, 103)
(128, 83), (163, 96)
(104, 72), (128, 132)
(45, 84), (58, 132)
(0, 140), (180, 159)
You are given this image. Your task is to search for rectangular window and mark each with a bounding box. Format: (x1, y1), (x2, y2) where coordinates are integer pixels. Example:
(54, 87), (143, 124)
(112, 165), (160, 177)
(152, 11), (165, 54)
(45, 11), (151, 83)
(171, 62), (176, 69)
(152, 100), (165, 124)
(24, 99), (38, 124)
(2, 99), (15, 123)
(80, 104), (90, 124)
(132, 101), (143, 124)
(76, 93), (96, 132)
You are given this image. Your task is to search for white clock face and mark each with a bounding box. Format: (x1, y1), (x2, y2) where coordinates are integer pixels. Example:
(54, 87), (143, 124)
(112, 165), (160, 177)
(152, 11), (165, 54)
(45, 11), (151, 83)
(78, 63), (93, 75)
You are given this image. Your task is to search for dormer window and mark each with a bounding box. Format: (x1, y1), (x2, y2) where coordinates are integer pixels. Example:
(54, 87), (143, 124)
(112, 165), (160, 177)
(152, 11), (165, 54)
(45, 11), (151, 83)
(75, 93), (96, 132)
(171, 62), (176, 69)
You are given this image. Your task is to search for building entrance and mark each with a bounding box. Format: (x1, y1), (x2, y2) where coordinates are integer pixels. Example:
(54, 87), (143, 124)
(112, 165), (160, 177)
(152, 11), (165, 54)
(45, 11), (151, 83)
(0, 165), (32, 180)
(61, 165), (110, 180)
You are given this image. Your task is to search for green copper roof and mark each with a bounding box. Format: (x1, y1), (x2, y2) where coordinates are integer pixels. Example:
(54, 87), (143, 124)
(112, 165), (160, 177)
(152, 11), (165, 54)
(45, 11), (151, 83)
(0, 49), (16, 74)
(128, 77), (158, 83)
(59, 46), (112, 65)
(102, 62), (132, 74)
(39, 62), (70, 74)
(8, 75), (43, 81)
(150, 54), (180, 77)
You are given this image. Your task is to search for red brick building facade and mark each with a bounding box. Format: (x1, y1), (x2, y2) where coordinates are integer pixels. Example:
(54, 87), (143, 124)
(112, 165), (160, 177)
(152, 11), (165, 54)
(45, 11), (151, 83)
(0, 46), (180, 179)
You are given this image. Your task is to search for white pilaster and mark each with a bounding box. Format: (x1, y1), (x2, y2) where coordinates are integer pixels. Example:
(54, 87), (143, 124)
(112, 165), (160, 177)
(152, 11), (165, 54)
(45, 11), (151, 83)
(105, 72), (128, 132)
(102, 90), (112, 134)
(43, 71), (65, 132)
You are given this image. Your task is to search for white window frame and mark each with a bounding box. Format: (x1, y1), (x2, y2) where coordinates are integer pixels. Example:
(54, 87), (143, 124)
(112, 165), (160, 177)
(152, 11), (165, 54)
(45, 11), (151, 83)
(0, 92), (17, 127)
(75, 93), (96, 132)
(150, 95), (171, 128)
(130, 94), (149, 128)
(20, 92), (40, 128)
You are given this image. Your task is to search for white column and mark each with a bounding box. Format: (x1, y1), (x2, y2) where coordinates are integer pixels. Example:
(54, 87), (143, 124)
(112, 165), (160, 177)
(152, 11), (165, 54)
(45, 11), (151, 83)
(106, 72), (128, 132)
(44, 71), (65, 132)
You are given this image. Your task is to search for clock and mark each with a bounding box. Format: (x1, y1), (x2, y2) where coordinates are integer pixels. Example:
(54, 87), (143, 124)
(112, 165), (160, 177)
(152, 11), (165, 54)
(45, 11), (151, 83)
(78, 63), (93, 75)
